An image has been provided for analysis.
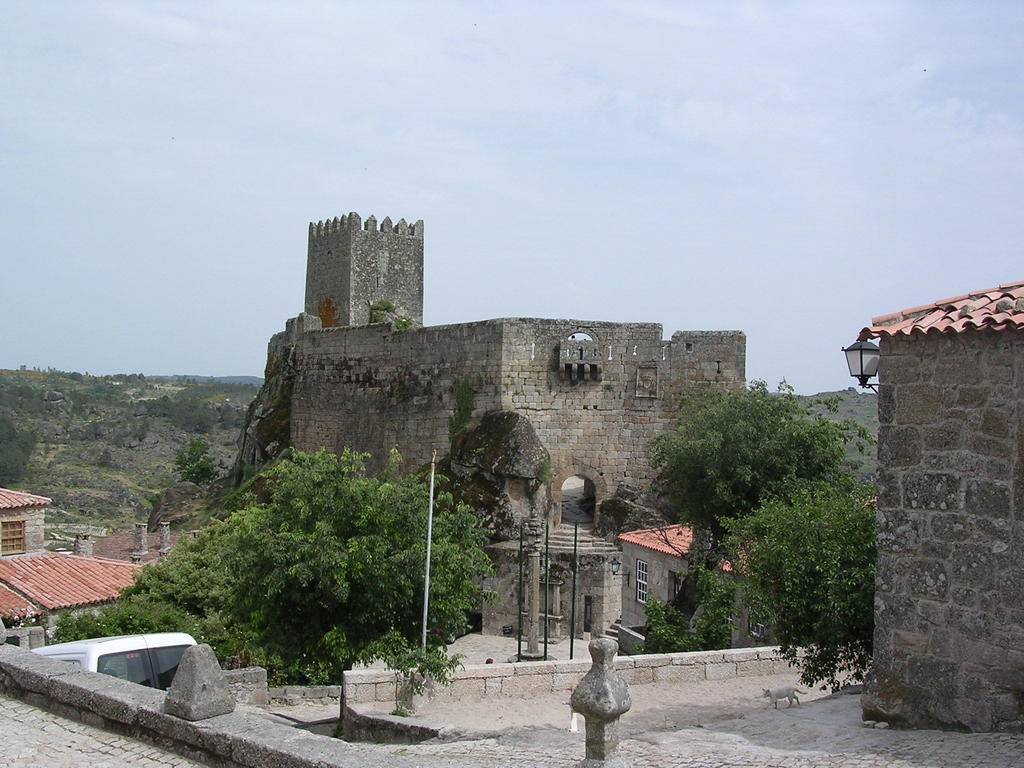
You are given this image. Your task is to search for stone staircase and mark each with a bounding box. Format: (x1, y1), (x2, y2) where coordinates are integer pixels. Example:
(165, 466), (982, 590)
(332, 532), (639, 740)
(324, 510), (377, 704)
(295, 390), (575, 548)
(547, 522), (620, 554)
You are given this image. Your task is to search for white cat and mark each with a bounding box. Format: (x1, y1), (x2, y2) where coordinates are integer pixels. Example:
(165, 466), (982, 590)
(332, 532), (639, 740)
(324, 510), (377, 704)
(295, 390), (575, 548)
(763, 686), (806, 708)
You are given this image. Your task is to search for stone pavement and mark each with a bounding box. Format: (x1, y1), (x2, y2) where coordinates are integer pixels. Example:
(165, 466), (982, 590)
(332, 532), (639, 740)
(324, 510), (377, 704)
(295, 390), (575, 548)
(4, 677), (1024, 767)
(0, 692), (202, 768)
(387, 693), (1024, 767)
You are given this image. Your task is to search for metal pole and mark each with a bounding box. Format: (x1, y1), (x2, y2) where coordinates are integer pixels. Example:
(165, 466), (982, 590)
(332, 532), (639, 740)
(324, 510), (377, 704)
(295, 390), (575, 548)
(543, 521), (550, 660)
(570, 520), (578, 660)
(420, 451), (437, 649)
(517, 522), (524, 661)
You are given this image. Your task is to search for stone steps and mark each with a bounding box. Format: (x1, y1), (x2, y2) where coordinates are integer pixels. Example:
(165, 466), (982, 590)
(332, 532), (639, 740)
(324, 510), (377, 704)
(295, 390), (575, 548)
(546, 524), (620, 553)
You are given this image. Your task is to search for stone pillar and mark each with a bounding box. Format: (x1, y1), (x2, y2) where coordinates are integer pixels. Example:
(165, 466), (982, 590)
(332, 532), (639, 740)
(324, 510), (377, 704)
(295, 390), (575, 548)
(590, 567), (608, 639)
(165, 644), (235, 721)
(130, 522), (148, 563)
(158, 522), (171, 560)
(73, 533), (93, 557)
(520, 519), (545, 660)
(570, 637), (632, 767)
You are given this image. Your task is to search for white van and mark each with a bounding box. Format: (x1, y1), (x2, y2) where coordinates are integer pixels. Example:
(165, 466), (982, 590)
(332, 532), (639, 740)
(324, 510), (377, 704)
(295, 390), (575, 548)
(33, 632), (197, 690)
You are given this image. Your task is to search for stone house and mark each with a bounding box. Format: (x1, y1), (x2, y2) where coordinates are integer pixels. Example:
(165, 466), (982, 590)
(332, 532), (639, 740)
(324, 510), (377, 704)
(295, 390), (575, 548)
(617, 524), (694, 633)
(859, 280), (1024, 732)
(0, 486), (141, 628)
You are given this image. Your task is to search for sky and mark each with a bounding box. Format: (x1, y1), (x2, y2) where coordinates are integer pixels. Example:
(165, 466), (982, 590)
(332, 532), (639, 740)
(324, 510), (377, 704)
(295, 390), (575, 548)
(2, 1), (1022, 393)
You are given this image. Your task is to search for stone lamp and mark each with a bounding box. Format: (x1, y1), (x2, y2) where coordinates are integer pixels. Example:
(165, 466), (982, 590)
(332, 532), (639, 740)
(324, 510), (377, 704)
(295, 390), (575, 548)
(843, 340), (880, 390)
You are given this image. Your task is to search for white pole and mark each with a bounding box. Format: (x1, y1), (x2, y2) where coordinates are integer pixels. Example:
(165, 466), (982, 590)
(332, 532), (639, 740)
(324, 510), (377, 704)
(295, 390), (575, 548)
(421, 450), (437, 649)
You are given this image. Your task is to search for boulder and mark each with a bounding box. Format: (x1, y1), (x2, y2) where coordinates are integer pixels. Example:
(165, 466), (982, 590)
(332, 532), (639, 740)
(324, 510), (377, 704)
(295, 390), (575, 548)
(447, 410), (552, 540)
(148, 482), (205, 528)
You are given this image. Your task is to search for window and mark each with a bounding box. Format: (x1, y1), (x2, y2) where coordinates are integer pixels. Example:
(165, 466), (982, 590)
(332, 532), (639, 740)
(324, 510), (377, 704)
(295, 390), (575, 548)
(97, 650), (153, 688)
(635, 559), (648, 603)
(1, 521), (25, 555)
(151, 645), (190, 690)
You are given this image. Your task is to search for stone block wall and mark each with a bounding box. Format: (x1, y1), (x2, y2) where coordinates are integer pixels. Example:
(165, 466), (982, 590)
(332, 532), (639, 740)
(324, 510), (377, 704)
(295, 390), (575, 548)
(0, 503), (45, 554)
(481, 543), (622, 639)
(863, 329), (1024, 732)
(290, 320), (505, 474)
(342, 646), (794, 706)
(287, 315), (745, 498)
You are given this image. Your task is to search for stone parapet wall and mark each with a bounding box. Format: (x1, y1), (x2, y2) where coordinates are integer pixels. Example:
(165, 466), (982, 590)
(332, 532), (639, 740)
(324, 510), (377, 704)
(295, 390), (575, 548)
(343, 646), (792, 705)
(0, 644), (416, 768)
(864, 329), (1024, 732)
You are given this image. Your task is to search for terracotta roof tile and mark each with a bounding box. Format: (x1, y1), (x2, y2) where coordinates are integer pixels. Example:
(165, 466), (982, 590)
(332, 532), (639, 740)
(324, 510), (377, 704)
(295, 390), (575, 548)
(0, 488), (51, 510)
(0, 584), (39, 619)
(0, 553), (140, 613)
(860, 280), (1024, 340)
(617, 525), (693, 557)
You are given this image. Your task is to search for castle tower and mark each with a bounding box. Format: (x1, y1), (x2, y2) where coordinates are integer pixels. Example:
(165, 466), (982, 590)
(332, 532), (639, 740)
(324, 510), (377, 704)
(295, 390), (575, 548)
(304, 212), (424, 328)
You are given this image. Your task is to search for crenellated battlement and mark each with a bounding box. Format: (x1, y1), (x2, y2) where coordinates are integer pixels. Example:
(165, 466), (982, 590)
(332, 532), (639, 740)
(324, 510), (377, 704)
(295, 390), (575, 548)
(308, 212), (423, 246)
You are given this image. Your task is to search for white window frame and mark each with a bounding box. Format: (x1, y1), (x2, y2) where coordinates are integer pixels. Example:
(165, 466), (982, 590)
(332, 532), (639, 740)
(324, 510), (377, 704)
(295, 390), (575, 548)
(635, 558), (648, 603)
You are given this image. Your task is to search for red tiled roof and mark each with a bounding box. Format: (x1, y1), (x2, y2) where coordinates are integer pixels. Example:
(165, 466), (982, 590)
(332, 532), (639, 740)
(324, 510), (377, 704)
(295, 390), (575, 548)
(0, 488), (51, 510)
(0, 584), (39, 619)
(618, 525), (694, 558)
(92, 531), (180, 564)
(0, 553), (140, 613)
(860, 280), (1024, 340)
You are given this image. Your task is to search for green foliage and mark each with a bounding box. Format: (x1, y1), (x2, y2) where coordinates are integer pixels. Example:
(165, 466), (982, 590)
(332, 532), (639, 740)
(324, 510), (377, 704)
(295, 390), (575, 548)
(538, 456), (553, 485)
(368, 300), (413, 329)
(0, 415), (36, 483)
(59, 449), (491, 684)
(651, 380), (871, 540)
(448, 379), (477, 441)
(725, 481), (876, 690)
(365, 630), (464, 715)
(173, 438), (219, 484)
(642, 567), (736, 653)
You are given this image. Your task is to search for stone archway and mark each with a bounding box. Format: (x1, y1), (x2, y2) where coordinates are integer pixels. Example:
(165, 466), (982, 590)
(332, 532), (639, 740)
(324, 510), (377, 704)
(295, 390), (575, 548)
(560, 475), (596, 525)
(551, 469), (607, 527)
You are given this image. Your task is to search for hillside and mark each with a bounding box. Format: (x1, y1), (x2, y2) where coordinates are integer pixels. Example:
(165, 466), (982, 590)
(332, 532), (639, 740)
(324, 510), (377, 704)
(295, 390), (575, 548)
(801, 387), (879, 481)
(0, 369), (259, 544)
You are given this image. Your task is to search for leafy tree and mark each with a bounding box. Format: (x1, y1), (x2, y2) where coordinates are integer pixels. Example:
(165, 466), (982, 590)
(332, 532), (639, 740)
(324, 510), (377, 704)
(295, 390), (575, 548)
(56, 449), (491, 685)
(725, 480), (876, 690)
(0, 415), (36, 483)
(223, 449), (490, 682)
(173, 438), (218, 484)
(643, 567), (736, 654)
(651, 380), (869, 541)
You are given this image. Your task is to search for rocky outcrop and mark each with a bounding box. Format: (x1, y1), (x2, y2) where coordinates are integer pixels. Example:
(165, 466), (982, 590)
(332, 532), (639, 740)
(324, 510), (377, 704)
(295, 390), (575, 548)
(446, 410), (552, 541)
(232, 332), (298, 483)
(594, 484), (671, 539)
(147, 482), (207, 528)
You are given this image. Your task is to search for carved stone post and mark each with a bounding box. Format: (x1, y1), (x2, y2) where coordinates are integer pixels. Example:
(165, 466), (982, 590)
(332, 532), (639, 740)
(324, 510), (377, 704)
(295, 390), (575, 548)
(570, 637), (632, 767)
(522, 519), (544, 660)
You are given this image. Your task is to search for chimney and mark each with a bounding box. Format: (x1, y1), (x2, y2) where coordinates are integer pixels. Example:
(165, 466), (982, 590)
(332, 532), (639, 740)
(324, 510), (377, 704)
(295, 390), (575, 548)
(131, 522), (148, 563)
(158, 522), (171, 561)
(73, 533), (93, 558)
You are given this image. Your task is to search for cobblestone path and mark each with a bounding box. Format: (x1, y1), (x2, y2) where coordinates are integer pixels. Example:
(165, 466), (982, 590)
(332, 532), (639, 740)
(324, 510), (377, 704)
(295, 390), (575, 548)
(0, 693), (203, 768)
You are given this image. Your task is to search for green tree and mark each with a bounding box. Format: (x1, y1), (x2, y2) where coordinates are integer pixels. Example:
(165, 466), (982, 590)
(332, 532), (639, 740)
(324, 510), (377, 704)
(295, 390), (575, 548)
(651, 380), (869, 541)
(56, 449), (491, 685)
(173, 438), (218, 484)
(725, 481), (876, 690)
(643, 567), (736, 653)
(0, 415), (36, 483)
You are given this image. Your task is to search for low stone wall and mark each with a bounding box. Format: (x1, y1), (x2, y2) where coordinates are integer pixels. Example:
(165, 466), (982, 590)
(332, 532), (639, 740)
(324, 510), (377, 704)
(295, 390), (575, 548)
(223, 667), (269, 706)
(343, 646), (792, 705)
(0, 644), (413, 768)
(268, 684), (343, 706)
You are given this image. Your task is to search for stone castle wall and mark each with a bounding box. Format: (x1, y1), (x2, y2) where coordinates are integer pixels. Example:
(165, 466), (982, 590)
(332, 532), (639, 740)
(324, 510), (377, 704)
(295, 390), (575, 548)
(864, 329), (1024, 732)
(285, 315), (745, 496)
(290, 319), (506, 475)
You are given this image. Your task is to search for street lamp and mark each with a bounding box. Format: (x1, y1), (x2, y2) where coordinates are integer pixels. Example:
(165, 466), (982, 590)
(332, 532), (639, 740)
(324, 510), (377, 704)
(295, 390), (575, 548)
(842, 340), (880, 391)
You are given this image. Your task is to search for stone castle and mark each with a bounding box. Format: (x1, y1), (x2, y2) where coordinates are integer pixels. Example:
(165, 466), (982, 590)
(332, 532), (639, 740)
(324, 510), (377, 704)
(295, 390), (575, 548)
(241, 210), (746, 525)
